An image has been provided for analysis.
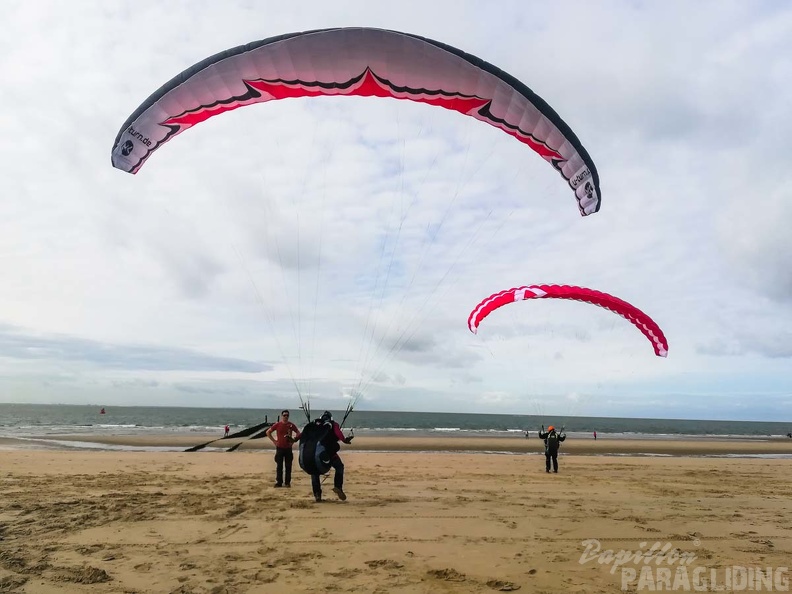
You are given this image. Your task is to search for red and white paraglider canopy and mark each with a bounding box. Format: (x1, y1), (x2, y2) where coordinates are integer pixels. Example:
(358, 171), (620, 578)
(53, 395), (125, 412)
(468, 284), (668, 357)
(111, 27), (600, 216)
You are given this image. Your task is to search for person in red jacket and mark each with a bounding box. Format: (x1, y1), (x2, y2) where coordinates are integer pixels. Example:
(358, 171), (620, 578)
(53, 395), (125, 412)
(266, 410), (302, 487)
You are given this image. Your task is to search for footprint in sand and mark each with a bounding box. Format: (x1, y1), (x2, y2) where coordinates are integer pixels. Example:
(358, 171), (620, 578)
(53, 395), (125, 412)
(134, 562), (153, 572)
(486, 579), (521, 591)
(427, 568), (466, 582)
(365, 559), (404, 570)
(50, 565), (112, 584)
(328, 568), (362, 578)
(0, 576), (29, 590)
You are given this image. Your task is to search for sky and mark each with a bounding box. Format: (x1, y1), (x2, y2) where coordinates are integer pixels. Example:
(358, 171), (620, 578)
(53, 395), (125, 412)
(1, 1), (791, 421)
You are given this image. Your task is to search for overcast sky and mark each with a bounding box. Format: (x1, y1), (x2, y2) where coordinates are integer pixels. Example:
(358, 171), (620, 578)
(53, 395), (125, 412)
(1, 1), (791, 420)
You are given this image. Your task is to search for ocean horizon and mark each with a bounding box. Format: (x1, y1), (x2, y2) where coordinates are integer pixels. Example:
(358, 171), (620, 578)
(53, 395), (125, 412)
(1, 402), (790, 441)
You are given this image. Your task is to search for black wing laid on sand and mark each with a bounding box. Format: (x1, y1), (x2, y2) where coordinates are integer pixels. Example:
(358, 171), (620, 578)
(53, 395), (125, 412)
(226, 427), (272, 452)
(185, 418), (270, 452)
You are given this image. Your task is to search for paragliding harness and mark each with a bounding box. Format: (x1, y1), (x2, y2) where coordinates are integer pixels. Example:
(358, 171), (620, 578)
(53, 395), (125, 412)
(298, 418), (340, 476)
(545, 430), (560, 454)
(541, 424), (565, 454)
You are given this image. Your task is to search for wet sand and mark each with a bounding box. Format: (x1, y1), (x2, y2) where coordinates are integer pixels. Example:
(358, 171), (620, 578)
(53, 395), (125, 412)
(4, 432), (792, 456)
(1, 439), (791, 593)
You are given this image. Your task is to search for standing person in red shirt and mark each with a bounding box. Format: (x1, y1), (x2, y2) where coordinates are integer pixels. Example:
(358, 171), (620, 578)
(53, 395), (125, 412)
(265, 410), (302, 488)
(224, 425), (230, 437)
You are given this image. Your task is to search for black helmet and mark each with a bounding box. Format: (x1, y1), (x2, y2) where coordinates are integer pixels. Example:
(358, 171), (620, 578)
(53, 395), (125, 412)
(320, 411), (333, 423)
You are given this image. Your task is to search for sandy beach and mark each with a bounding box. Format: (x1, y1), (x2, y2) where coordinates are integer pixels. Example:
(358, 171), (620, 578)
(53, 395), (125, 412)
(1, 437), (791, 593)
(4, 432), (792, 456)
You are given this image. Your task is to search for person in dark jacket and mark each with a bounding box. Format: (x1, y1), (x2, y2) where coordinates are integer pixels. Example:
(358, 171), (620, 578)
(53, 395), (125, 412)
(303, 411), (353, 502)
(538, 425), (566, 473)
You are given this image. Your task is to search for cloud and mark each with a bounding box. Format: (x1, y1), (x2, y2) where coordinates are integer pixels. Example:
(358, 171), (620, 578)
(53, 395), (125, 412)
(696, 339), (745, 358)
(0, 326), (269, 372)
(736, 332), (792, 359)
(111, 378), (160, 389)
(718, 187), (792, 304)
(0, 2), (791, 418)
(476, 391), (519, 406)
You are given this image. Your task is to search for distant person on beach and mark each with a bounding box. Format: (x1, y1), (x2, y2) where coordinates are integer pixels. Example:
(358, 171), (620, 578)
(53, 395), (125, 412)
(538, 425), (566, 473)
(593, 431), (597, 440)
(299, 410), (353, 503)
(787, 432), (791, 439)
(224, 425), (230, 437)
(265, 410), (302, 488)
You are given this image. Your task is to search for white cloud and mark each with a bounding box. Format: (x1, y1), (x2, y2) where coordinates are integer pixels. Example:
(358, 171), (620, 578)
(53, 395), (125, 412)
(1, 1), (791, 419)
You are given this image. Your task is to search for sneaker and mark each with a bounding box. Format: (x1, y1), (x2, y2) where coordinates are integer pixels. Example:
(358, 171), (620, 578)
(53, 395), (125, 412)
(284, 484), (291, 488)
(553, 470), (558, 473)
(332, 487), (347, 501)
(314, 493), (322, 503)
(274, 483), (283, 488)
(546, 469), (550, 473)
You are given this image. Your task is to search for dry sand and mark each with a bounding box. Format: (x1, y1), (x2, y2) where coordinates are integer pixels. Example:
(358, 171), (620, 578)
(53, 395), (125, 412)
(1, 438), (791, 593)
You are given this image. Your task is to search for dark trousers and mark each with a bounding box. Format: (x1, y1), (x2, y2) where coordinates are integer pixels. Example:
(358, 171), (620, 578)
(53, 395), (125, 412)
(311, 455), (344, 495)
(546, 451), (559, 472)
(274, 447), (294, 485)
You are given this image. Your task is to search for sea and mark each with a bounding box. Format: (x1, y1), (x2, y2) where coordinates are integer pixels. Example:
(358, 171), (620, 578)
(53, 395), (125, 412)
(1, 403), (790, 443)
